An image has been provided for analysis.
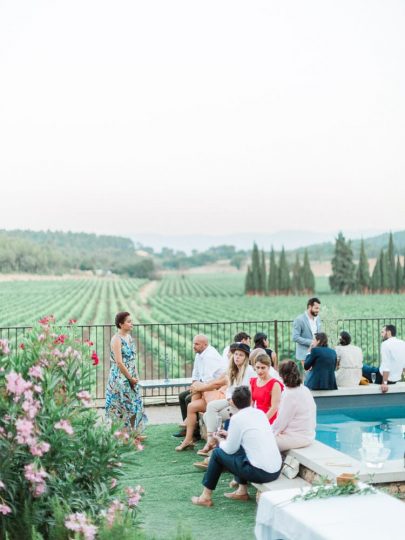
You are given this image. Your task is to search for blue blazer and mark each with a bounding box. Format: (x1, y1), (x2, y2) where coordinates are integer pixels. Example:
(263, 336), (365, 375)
(292, 313), (321, 361)
(304, 346), (337, 390)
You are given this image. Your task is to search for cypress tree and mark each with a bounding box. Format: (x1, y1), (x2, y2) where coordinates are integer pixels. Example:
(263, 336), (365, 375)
(291, 254), (301, 294)
(356, 239), (370, 293)
(259, 250), (267, 294)
(403, 252), (405, 290)
(371, 252), (382, 293)
(244, 265), (253, 294)
(395, 256), (402, 293)
(251, 243), (261, 293)
(302, 249), (315, 293)
(267, 247), (279, 295)
(278, 247), (291, 294)
(387, 232), (396, 292)
(380, 250), (390, 292)
(329, 232), (356, 294)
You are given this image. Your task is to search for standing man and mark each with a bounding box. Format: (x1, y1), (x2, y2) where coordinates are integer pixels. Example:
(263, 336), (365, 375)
(362, 325), (405, 393)
(173, 334), (226, 438)
(292, 298), (321, 363)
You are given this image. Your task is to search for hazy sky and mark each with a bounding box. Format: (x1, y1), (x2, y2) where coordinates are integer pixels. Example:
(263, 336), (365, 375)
(0, 0), (404, 238)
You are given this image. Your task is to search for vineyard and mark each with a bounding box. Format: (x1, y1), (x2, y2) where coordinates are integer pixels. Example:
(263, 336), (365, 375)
(1, 273), (404, 397)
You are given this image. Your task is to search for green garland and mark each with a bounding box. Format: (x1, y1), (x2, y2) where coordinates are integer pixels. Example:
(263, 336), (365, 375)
(291, 479), (376, 503)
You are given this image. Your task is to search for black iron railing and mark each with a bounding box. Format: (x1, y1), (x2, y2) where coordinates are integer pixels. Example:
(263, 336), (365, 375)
(1, 317), (404, 404)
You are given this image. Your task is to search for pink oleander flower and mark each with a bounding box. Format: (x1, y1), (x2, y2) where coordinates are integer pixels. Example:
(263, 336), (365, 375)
(52, 348), (62, 357)
(125, 486), (142, 507)
(28, 365), (43, 380)
(19, 343), (25, 350)
(136, 443), (144, 451)
(77, 390), (92, 407)
(0, 504), (12, 515)
(24, 463), (47, 497)
(84, 339), (94, 347)
(54, 419), (74, 435)
(22, 398), (41, 419)
(39, 315), (55, 326)
(105, 499), (124, 526)
(38, 334), (46, 342)
(6, 372), (32, 397)
(110, 478), (117, 489)
(30, 440), (50, 457)
(16, 418), (34, 444)
(0, 338), (10, 355)
(33, 384), (42, 393)
(54, 334), (67, 345)
(65, 513), (97, 540)
(69, 318), (77, 324)
(57, 360), (66, 367)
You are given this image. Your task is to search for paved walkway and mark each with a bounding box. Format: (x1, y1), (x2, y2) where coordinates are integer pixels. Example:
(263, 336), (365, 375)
(144, 404), (181, 425)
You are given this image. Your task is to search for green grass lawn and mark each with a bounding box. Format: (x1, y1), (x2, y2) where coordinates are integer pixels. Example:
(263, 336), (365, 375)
(124, 424), (257, 540)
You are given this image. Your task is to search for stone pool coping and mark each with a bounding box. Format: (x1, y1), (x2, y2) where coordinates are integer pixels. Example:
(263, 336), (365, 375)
(311, 381), (405, 397)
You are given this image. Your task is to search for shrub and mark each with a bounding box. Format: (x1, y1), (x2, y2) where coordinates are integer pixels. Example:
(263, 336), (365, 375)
(0, 316), (143, 540)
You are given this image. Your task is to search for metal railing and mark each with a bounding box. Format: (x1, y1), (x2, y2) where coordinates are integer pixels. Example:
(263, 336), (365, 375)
(1, 317), (404, 404)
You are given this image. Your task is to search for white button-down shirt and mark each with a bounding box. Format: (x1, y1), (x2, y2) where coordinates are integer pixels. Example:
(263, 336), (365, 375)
(220, 407), (282, 473)
(379, 337), (405, 381)
(191, 345), (226, 382)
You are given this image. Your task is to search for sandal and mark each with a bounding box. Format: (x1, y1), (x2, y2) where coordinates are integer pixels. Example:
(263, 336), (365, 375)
(191, 496), (213, 507)
(175, 440), (195, 452)
(224, 491), (250, 501)
(197, 441), (216, 456)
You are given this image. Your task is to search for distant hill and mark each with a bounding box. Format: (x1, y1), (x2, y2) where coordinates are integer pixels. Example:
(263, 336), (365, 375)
(290, 230), (405, 261)
(0, 229), (154, 277)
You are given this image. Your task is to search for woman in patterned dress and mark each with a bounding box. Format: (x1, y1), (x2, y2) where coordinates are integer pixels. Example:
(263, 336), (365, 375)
(105, 311), (147, 434)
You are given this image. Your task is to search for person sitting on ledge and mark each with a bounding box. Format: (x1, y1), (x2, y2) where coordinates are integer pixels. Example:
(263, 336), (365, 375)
(362, 324), (405, 393)
(304, 332), (337, 390)
(335, 331), (363, 387)
(272, 360), (316, 452)
(250, 353), (283, 423)
(191, 385), (282, 507)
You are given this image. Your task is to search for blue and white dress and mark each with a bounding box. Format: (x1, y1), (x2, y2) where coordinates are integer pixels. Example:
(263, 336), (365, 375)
(105, 335), (147, 432)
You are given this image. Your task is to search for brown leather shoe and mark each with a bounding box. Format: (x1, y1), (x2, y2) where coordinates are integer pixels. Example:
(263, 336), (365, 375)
(193, 460), (209, 470)
(191, 496), (213, 507)
(224, 491), (250, 501)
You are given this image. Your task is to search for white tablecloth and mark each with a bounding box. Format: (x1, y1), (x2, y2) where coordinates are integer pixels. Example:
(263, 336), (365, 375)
(255, 486), (405, 540)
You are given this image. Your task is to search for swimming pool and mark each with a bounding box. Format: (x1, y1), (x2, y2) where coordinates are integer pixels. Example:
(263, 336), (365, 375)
(316, 406), (405, 461)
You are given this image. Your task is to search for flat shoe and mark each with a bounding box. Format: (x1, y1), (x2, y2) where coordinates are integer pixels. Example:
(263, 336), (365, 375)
(137, 435), (147, 441)
(193, 461), (209, 470)
(224, 492), (250, 501)
(191, 496), (213, 507)
(172, 430), (187, 438)
(229, 480), (239, 488)
(197, 449), (210, 457)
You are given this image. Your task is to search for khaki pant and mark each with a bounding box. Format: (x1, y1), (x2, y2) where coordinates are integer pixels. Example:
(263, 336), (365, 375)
(203, 399), (236, 433)
(276, 433), (312, 452)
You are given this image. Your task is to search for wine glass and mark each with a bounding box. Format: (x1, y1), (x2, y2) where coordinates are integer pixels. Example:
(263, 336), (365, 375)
(371, 373), (376, 384)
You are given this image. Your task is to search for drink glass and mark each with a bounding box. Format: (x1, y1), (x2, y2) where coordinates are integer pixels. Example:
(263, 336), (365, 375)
(371, 373), (376, 384)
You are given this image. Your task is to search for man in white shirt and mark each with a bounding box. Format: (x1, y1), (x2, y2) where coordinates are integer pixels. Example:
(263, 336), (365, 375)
(222, 331), (251, 362)
(174, 335), (226, 438)
(363, 325), (405, 393)
(191, 386), (282, 507)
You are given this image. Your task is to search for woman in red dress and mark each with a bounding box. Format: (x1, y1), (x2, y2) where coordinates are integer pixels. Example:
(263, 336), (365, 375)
(250, 353), (283, 424)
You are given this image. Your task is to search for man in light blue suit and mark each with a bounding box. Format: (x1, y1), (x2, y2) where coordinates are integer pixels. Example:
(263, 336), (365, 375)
(292, 298), (322, 362)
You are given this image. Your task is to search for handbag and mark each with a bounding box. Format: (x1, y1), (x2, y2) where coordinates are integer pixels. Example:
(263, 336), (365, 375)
(281, 455), (300, 479)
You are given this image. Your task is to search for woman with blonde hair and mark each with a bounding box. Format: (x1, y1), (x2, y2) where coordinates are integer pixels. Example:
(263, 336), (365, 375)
(197, 342), (255, 456)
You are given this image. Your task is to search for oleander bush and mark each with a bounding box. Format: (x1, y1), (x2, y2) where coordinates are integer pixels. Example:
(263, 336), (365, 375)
(0, 317), (143, 540)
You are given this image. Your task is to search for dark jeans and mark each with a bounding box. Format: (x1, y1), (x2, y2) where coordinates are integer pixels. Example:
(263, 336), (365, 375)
(203, 447), (281, 491)
(178, 389), (200, 437)
(362, 366), (397, 385)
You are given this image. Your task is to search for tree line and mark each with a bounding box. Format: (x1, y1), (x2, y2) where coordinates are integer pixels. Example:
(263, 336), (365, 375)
(245, 244), (315, 295)
(330, 232), (405, 294)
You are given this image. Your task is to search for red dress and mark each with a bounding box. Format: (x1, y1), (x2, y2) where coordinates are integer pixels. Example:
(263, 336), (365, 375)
(250, 377), (284, 424)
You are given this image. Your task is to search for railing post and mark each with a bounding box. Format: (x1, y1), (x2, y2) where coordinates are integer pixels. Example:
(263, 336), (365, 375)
(274, 320), (278, 358)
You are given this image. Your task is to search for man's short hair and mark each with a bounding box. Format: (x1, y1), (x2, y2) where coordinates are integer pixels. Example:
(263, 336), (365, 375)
(234, 331), (250, 342)
(384, 324), (396, 337)
(231, 386), (251, 409)
(307, 297), (321, 308)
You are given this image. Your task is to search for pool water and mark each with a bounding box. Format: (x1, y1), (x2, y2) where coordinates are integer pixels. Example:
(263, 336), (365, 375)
(316, 406), (405, 461)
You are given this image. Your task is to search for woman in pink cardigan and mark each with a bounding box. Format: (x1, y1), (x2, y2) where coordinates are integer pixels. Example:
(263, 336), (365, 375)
(272, 360), (316, 452)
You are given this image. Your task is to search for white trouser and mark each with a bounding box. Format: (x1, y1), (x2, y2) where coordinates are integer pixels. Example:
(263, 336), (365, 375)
(203, 399), (236, 433)
(276, 433), (312, 452)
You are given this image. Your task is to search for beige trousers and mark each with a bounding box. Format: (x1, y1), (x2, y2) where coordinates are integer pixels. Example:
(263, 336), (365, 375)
(276, 433), (312, 452)
(203, 398), (236, 433)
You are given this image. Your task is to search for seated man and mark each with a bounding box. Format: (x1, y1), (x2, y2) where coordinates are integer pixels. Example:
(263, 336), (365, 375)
(191, 385), (282, 506)
(362, 325), (405, 393)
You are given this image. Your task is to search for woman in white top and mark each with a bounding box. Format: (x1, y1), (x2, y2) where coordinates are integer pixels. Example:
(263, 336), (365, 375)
(198, 342), (255, 455)
(335, 331), (363, 387)
(272, 360), (316, 452)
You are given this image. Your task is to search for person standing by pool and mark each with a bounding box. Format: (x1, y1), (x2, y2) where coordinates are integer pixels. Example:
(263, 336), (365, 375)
(292, 298), (321, 364)
(105, 311), (147, 434)
(362, 325), (405, 393)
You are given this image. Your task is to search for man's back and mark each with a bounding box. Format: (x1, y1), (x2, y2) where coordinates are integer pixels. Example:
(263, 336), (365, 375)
(380, 337), (405, 381)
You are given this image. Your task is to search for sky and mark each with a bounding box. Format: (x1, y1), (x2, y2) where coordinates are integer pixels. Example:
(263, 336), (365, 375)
(0, 0), (404, 241)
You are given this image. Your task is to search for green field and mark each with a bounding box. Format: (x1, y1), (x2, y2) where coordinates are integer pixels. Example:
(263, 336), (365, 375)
(1, 274), (404, 374)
